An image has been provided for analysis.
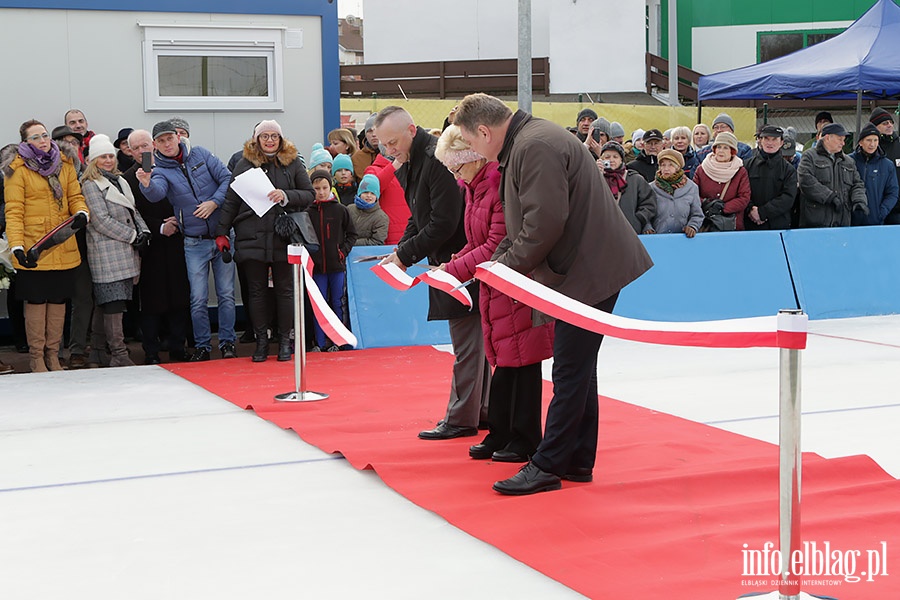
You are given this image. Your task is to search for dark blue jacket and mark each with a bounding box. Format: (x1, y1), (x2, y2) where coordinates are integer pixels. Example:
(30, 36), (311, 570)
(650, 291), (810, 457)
(849, 147), (899, 226)
(140, 142), (231, 238)
(682, 146), (700, 180)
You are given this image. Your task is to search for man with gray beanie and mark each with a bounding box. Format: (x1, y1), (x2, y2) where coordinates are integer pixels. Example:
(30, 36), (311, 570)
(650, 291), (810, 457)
(353, 113), (379, 181)
(697, 112), (753, 162)
(575, 108), (597, 142)
(136, 120), (237, 361)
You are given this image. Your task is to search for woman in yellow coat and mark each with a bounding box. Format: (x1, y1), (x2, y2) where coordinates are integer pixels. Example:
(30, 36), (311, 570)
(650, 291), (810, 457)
(2, 119), (89, 372)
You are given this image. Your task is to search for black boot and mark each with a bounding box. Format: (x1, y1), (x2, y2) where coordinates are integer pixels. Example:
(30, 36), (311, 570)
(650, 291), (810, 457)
(251, 327), (269, 362)
(277, 334), (293, 361)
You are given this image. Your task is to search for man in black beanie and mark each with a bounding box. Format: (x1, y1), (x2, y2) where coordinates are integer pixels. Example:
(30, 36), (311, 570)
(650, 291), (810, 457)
(575, 108), (598, 142)
(870, 107), (900, 224)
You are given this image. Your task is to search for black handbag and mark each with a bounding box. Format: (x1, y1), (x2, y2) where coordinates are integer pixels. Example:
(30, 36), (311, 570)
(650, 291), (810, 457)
(699, 180), (737, 233)
(274, 210), (320, 253)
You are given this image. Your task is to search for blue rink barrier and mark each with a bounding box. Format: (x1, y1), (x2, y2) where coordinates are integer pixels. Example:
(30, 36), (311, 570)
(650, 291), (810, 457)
(614, 230), (798, 322)
(782, 225), (900, 320)
(338, 227), (900, 349)
(346, 246), (450, 349)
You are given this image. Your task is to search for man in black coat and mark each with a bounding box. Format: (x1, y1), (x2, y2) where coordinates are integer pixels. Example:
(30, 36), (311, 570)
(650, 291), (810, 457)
(743, 125), (798, 231)
(376, 106), (489, 441)
(626, 129), (663, 182)
(870, 107), (900, 224)
(123, 129), (191, 364)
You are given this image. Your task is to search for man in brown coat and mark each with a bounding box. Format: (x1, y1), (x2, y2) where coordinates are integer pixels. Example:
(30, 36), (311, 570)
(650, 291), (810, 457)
(455, 93), (653, 495)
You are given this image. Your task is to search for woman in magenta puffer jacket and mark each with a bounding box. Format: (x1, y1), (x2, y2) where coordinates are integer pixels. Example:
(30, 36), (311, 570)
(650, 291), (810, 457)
(436, 126), (554, 463)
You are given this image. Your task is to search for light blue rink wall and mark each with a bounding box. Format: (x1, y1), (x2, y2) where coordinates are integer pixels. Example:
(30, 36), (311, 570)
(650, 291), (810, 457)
(346, 227), (900, 349)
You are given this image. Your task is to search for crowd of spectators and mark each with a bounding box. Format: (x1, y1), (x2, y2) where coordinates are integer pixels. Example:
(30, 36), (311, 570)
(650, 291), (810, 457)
(1, 103), (898, 375)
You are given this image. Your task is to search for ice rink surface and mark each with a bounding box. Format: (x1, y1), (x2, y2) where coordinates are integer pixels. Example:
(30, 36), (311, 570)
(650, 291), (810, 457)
(1, 316), (897, 599)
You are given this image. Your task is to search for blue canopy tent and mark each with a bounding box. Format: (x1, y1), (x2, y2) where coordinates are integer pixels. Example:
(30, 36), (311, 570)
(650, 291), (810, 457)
(698, 0), (900, 134)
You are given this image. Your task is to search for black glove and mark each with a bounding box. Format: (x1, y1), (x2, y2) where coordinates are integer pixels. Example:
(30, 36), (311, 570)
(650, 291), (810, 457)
(14, 248), (37, 269)
(72, 211), (88, 231)
(828, 192), (843, 208)
(701, 199), (724, 217)
(132, 231), (151, 248)
(854, 201), (870, 215)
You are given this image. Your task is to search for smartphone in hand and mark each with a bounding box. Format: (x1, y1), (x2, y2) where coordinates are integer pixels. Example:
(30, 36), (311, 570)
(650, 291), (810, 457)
(141, 152), (152, 172)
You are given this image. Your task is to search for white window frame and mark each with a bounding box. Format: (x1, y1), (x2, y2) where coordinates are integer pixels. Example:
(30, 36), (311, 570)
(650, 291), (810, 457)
(140, 24), (286, 111)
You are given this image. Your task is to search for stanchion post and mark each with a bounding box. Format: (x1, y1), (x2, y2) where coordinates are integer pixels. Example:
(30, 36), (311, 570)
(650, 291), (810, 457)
(275, 246), (328, 402)
(778, 309), (803, 599)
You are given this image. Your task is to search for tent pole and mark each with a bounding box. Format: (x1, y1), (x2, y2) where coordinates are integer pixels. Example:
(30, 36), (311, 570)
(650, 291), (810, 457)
(856, 90), (863, 142)
(697, 100), (702, 125)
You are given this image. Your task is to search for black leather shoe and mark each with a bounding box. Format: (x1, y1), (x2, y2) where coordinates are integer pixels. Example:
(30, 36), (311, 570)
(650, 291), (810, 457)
(491, 449), (530, 463)
(469, 442), (498, 459)
(220, 342), (237, 359)
(493, 461), (561, 496)
(252, 329), (269, 362)
(144, 354), (161, 365)
(562, 467), (593, 483)
(418, 422), (478, 440)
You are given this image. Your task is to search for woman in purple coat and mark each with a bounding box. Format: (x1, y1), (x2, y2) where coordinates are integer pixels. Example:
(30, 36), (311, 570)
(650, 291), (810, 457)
(436, 126), (554, 463)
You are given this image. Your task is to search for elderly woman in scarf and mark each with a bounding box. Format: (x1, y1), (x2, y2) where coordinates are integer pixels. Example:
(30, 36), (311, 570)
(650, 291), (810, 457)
(693, 131), (752, 231)
(2, 119), (89, 372)
(435, 125), (554, 463)
(597, 141), (656, 234)
(81, 134), (150, 367)
(647, 149), (704, 237)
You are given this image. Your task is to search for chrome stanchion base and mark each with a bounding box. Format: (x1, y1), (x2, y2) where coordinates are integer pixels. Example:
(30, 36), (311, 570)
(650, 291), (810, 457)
(738, 592), (838, 599)
(274, 390), (329, 402)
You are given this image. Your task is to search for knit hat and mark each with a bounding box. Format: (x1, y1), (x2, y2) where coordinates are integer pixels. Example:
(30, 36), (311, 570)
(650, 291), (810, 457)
(870, 107), (894, 127)
(815, 111), (834, 126)
(88, 134), (116, 160)
(308, 143), (333, 170)
(821, 123), (848, 137)
(363, 113), (378, 132)
(114, 127), (133, 149)
(663, 128), (673, 140)
(169, 116), (190, 136)
(859, 122), (880, 142)
(254, 120), (283, 138)
(712, 113), (735, 132)
(576, 108), (598, 124)
(152, 120), (178, 140)
(781, 135), (797, 157)
(332, 153), (353, 175)
(358, 173), (381, 199)
(712, 131), (739, 153)
(657, 148), (685, 170)
(309, 169), (333, 186)
(590, 118), (611, 138)
(599, 141), (626, 162)
(631, 129), (645, 144)
(609, 122), (625, 139)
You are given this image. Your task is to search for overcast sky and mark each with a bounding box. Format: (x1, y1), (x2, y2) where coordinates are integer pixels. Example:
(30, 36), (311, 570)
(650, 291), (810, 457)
(339, 0), (363, 18)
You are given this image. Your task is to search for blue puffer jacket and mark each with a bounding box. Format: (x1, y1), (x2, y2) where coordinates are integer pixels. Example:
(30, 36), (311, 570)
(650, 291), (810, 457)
(849, 147), (899, 226)
(140, 142), (231, 238)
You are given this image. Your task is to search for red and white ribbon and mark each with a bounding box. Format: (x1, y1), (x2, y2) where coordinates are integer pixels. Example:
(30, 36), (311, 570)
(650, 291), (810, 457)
(371, 262), (472, 308)
(288, 244), (357, 348)
(474, 261), (807, 350)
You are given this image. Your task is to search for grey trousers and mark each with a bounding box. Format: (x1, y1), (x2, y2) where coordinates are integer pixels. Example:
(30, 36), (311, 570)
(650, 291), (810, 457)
(444, 312), (491, 428)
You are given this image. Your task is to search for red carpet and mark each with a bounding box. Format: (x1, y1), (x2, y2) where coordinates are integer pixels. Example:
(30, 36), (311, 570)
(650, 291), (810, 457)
(166, 347), (899, 598)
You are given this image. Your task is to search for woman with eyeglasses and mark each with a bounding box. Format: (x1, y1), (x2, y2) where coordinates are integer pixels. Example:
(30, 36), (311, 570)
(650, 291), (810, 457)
(216, 120), (315, 362)
(2, 119), (89, 372)
(435, 125), (554, 464)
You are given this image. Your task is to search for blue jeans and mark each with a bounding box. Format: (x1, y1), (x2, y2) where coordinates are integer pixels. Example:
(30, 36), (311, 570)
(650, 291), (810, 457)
(312, 271), (345, 348)
(183, 236), (236, 350)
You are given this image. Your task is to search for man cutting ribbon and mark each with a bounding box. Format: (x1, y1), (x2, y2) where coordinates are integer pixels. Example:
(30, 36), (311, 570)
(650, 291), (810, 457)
(454, 94), (654, 495)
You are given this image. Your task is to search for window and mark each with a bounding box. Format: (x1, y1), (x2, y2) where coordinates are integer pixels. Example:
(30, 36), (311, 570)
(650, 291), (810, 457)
(758, 29), (844, 63)
(140, 25), (286, 111)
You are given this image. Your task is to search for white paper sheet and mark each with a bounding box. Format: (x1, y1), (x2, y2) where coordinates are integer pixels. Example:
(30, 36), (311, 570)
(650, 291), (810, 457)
(229, 168), (278, 218)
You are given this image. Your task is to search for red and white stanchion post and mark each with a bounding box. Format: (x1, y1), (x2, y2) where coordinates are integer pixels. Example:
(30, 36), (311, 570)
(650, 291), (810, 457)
(275, 244), (328, 402)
